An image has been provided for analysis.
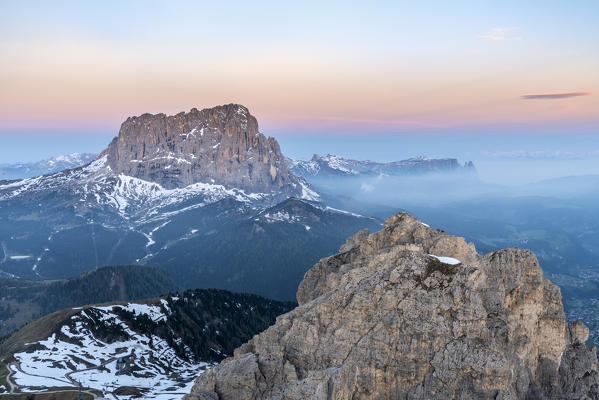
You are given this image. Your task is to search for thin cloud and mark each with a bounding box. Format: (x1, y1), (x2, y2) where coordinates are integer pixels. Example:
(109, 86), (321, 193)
(480, 27), (521, 41)
(521, 92), (592, 100)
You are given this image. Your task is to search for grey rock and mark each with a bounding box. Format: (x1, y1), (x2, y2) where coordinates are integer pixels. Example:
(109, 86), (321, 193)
(102, 104), (302, 196)
(185, 212), (599, 399)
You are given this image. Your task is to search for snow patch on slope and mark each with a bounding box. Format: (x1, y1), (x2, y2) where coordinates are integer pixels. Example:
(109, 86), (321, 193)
(0, 154), (272, 222)
(0, 152), (307, 224)
(12, 302), (209, 399)
(104, 175), (268, 219)
(296, 179), (320, 202)
(261, 211), (300, 223)
(320, 154), (359, 174)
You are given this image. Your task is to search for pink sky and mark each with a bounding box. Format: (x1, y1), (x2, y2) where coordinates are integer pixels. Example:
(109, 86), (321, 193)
(1, 1), (597, 136)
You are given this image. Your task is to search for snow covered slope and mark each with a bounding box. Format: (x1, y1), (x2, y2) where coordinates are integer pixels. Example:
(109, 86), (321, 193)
(0, 153), (326, 277)
(0, 151), (376, 301)
(0, 155), (288, 219)
(4, 289), (295, 399)
(11, 302), (206, 399)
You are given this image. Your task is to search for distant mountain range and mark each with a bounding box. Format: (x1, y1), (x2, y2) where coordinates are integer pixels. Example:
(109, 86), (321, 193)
(286, 153), (476, 178)
(1, 152), (475, 183)
(0, 153), (96, 180)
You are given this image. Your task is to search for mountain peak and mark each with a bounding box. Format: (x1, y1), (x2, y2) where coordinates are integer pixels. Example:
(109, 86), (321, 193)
(186, 212), (599, 399)
(102, 104), (301, 194)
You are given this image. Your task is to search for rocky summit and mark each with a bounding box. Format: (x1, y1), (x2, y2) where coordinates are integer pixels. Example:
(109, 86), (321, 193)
(185, 213), (599, 400)
(102, 103), (301, 194)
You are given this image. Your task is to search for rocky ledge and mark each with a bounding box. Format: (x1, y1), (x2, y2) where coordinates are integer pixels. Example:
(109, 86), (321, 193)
(184, 212), (599, 399)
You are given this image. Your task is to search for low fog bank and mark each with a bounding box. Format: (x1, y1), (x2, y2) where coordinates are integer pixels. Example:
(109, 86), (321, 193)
(309, 173), (499, 207)
(297, 145), (599, 339)
(280, 133), (599, 192)
(309, 162), (599, 279)
(308, 161), (599, 209)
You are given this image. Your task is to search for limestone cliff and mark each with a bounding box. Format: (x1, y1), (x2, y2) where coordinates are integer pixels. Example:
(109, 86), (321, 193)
(102, 104), (301, 194)
(185, 212), (599, 399)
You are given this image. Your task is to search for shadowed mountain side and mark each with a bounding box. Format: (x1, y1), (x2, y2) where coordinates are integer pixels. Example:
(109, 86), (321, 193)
(148, 198), (382, 300)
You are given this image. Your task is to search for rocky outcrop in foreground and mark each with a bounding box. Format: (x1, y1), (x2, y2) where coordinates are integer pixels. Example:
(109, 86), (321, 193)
(185, 213), (599, 399)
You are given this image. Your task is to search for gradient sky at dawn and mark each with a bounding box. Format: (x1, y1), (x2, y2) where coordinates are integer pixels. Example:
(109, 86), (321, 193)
(1, 0), (598, 164)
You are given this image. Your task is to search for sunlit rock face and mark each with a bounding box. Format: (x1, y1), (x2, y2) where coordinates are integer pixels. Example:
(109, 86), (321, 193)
(185, 212), (599, 400)
(103, 103), (301, 195)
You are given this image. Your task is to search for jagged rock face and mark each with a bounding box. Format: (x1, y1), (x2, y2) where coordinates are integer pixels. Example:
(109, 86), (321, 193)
(102, 104), (300, 193)
(185, 213), (599, 400)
